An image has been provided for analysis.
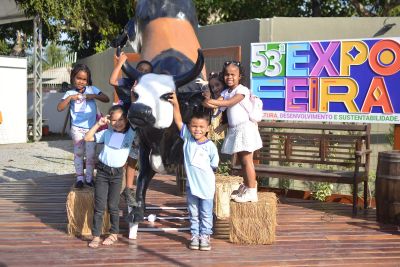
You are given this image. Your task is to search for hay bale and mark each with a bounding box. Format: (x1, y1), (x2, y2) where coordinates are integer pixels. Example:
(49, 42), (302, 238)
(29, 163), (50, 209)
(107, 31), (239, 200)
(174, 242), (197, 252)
(230, 192), (277, 245)
(66, 186), (111, 237)
(214, 175), (243, 219)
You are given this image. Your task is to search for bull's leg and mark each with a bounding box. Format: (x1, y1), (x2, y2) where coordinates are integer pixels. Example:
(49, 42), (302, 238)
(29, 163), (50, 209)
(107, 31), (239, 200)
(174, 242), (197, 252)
(127, 145), (155, 225)
(140, 165), (155, 208)
(133, 170), (155, 223)
(128, 205), (139, 239)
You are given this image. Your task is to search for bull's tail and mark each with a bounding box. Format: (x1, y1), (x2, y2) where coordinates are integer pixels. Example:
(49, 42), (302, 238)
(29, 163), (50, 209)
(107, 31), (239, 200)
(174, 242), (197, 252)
(111, 18), (141, 53)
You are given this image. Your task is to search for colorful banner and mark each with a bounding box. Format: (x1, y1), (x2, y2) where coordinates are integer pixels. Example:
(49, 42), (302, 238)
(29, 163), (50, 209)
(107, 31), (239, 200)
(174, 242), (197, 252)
(251, 38), (400, 123)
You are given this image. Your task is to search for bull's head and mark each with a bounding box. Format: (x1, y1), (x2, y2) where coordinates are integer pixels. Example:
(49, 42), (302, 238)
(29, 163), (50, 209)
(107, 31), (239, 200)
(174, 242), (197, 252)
(120, 49), (204, 129)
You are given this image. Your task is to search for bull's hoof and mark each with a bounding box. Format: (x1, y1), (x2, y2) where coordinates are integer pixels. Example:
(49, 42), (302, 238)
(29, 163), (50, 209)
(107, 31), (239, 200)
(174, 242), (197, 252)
(129, 222), (139, 240)
(126, 206), (144, 224)
(150, 154), (167, 174)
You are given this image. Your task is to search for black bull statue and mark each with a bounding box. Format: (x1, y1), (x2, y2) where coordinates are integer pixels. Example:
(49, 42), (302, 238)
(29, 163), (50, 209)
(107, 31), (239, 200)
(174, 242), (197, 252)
(112, 0), (211, 224)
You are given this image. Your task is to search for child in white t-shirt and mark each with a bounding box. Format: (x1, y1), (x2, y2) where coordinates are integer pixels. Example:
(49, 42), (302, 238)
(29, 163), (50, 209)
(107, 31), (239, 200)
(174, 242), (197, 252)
(204, 61), (262, 203)
(57, 63), (110, 188)
(84, 105), (136, 248)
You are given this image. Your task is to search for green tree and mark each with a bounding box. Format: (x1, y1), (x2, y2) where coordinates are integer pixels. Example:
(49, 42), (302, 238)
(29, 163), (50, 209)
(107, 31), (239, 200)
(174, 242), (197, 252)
(4, 0), (135, 58)
(0, 20), (32, 55)
(194, 0), (400, 25)
(1, 0), (399, 58)
(350, 0), (400, 16)
(0, 40), (12, 56)
(194, 0), (306, 25)
(43, 42), (66, 69)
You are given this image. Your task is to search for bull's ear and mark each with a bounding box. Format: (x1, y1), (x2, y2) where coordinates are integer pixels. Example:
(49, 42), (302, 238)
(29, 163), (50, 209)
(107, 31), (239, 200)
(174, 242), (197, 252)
(174, 49), (204, 89)
(116, 47), (142, 81)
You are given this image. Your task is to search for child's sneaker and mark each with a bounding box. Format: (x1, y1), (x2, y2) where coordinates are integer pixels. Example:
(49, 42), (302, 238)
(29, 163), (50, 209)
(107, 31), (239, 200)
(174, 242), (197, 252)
(199, 235), (211, 251)
(75, 177), (84, 189)
(233, 188), (258, 203)
(85, 176), (94, 187)
(189, 235), (200, 250)
(230, 184), (246, 200)
(85, 180), (95, 187)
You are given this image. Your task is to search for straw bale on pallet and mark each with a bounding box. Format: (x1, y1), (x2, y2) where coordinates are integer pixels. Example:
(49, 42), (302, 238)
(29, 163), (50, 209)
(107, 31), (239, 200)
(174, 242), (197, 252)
(230, 192), (277, 245)
(66, 186), (111, 237)
(214, 175), (243, 219)
(213, 175), (243, 239)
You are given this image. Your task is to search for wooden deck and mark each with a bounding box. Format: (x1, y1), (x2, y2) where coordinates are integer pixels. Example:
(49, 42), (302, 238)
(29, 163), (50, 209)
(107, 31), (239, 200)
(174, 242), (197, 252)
(0, 174), (399, 266)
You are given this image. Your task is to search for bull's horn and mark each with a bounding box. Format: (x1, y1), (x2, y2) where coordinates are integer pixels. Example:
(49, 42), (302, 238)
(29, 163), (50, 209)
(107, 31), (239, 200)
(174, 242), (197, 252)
(174, 49), (204, 89)
(117, 47), (142, 81)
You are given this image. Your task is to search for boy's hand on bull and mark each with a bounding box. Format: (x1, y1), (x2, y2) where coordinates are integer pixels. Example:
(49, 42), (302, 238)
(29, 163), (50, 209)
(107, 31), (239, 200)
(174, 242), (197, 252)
(116, 52), (128, 64)
(202, 90), (211, 100)
(195, 77), (208, 87)
(167, 92), (178, 106)
(203, 98), (212, 107)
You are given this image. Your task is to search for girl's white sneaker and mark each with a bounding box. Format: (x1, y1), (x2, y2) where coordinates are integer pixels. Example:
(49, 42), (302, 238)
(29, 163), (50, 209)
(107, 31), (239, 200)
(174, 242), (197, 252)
(233, 188), (258, 203)
(230, 184), (247, 200)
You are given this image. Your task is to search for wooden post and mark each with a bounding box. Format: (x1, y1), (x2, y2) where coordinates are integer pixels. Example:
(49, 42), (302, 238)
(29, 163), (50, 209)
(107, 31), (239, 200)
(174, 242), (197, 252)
(394, 125), (400, 150)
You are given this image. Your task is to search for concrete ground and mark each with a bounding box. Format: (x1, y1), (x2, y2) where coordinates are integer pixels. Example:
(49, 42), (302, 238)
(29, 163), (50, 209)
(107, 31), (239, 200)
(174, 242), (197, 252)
(0, 138), (75, 183)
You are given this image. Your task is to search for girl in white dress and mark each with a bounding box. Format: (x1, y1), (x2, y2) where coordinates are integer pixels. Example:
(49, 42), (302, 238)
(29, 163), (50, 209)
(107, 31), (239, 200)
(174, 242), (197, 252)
(204, 61), (262, 202)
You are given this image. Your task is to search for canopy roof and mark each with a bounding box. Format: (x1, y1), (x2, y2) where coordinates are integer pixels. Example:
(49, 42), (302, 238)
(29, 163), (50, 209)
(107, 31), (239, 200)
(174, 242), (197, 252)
(0, 0), (30, 25)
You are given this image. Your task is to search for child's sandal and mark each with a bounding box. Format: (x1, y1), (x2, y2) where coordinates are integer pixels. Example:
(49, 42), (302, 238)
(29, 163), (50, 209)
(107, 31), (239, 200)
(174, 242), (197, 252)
(88, 237), (101, 248)
(102, 234), (118, 246)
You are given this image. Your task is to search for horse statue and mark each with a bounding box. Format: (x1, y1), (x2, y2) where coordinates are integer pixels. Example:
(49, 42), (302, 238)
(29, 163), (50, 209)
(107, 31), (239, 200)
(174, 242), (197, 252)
(112, 0), (209, 238)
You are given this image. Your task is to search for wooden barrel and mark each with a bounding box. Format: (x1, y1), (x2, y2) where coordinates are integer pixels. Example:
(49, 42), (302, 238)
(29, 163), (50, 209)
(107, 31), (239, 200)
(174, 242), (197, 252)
(375, 150), (400, 225)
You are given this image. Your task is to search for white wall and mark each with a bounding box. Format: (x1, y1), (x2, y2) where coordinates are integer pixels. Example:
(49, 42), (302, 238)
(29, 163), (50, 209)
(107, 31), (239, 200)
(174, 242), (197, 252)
(263, 17), (400, 42)
(27, 92), (70, 134)
(0, 56), (27, 144)
(198, 19), (260, 86)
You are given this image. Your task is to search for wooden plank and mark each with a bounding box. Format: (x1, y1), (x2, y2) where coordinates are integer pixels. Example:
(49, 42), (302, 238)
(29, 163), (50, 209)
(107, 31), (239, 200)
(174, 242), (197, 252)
(1, 173), (400, 266)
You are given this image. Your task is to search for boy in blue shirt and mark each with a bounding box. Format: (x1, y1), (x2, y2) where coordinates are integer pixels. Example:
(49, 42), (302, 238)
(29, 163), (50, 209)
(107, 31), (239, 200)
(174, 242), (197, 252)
(168, 92), (219, 251)
(84, 105), (136, 248)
